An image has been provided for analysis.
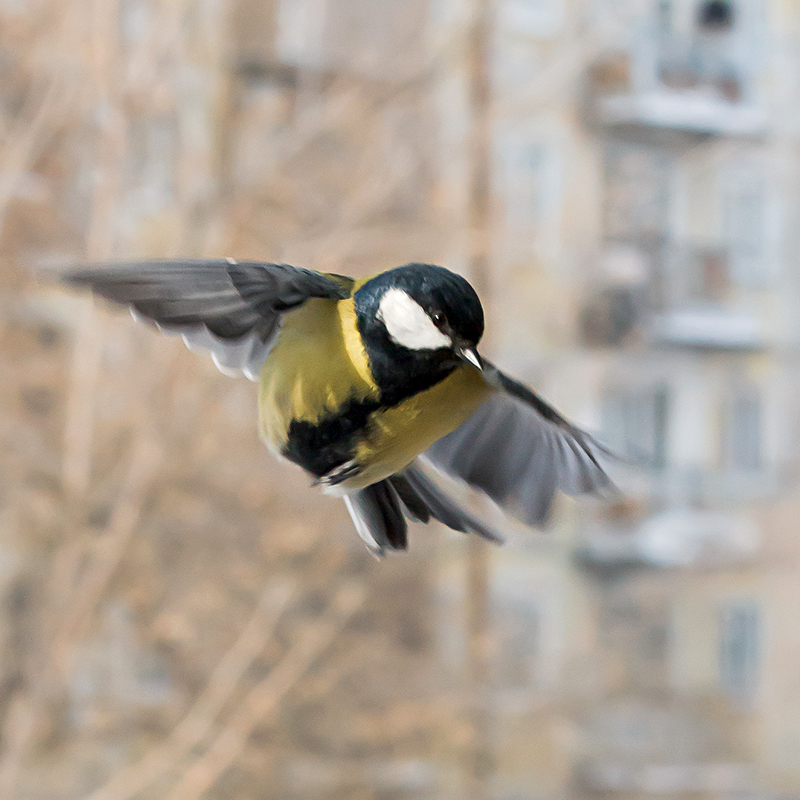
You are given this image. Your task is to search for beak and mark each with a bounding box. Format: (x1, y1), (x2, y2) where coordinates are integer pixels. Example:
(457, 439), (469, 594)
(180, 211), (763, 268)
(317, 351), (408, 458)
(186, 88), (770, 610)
(456, 344), (483, 371)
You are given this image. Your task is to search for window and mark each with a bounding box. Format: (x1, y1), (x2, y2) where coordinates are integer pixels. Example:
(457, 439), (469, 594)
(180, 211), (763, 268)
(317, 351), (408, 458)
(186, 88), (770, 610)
(504, 144), (545, 225)
(721, 163), (768, 288)
(499, 135), (562, 234)
(656, 0), (673, 33)
(719, 599), (760, 701)
(604, 146), (672, 243)
(720, 387), (761, 472)
(490, 595), (540, 691)
(488, 560), (545, 693)
(603, 384), (669, 469)
(275, 0), (328, 67)
(499, 0), (565, 38)
(699, 0), (735, 31)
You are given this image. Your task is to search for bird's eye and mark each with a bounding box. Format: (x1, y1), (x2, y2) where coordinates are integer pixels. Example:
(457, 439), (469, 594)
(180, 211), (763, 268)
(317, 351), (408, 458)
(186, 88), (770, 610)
(431, 310), (446, 328)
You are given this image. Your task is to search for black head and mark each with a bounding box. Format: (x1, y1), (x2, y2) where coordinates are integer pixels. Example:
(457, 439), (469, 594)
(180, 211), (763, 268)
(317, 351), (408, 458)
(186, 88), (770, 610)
(353, 263), (484, 404)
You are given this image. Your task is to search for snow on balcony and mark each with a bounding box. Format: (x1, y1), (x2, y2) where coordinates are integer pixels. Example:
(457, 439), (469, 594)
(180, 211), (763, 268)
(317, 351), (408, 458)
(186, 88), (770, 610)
(649, 305), (765, 349)
(596, 89), (768, 137)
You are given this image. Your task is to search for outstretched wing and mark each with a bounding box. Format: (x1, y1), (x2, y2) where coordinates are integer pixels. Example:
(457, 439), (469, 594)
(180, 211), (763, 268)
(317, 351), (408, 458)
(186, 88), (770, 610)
(424, 361), (613, 527)
(344, 363), (614, 555)
(63, 259), (351, 380)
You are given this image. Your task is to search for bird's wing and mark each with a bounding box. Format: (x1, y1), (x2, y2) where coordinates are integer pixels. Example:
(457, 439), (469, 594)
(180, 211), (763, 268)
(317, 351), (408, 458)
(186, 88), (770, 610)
(424, 361), (613, 527)
(63, 259), (351, 380)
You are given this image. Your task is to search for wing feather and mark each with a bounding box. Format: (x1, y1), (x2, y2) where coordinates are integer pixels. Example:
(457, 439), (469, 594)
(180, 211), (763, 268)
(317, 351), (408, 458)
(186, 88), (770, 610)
(425, 361), (613, 527)
(63, 259), (350, 379)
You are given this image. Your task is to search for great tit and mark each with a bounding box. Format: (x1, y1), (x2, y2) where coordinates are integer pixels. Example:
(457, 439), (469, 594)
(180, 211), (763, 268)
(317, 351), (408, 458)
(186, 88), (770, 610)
(64, 260), (611, 555)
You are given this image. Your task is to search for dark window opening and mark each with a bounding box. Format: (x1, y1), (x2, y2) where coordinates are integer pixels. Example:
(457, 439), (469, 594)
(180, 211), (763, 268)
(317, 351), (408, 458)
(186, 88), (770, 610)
(699, 0), (735, 31)
(721, 389), (762, 473)
(602, 384), (669, 470)
(719, 600), (760, 701)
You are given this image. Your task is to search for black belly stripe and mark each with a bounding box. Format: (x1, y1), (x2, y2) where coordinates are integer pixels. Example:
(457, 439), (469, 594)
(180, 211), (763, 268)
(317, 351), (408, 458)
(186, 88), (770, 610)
(281, 353), (460, 479)
(282, 396), (383, 478)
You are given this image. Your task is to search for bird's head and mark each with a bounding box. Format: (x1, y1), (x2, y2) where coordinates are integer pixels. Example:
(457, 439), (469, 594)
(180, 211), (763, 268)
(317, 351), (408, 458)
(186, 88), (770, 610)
(354, 264), (484, 401)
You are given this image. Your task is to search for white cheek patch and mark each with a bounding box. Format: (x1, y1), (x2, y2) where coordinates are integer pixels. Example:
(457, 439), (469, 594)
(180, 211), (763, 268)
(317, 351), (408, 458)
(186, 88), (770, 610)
(377, 288), (452, 351)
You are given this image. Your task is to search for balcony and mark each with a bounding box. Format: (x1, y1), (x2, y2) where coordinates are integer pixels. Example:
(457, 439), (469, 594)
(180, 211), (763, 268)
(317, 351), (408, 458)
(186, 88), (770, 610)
(649, 305), (764, 349)
(593, 86), (767, 138)
(577, 509), (759, 570)
(576, 692), (757, 794)
(588, 25), (767, 138)
(583, 245), (770, 350)
(577, 759), (753, 794)
(649, 246), (767, 349)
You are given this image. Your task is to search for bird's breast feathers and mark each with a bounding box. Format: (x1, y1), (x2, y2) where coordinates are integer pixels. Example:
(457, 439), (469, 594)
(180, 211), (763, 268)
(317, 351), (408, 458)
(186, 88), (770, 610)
(257, 296), (489, 486)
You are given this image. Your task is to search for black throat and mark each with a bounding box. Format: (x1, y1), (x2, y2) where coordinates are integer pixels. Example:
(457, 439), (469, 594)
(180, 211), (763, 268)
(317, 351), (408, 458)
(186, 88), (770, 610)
(354, 294), (458, 408)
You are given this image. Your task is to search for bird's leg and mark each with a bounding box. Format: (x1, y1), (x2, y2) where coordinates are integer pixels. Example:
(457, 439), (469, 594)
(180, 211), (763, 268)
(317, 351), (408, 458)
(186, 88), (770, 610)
(316, 459), (362, 487)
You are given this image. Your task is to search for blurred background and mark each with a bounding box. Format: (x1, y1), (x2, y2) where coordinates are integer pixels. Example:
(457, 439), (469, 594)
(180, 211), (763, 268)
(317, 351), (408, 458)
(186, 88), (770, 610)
(3, 0), (800, 798)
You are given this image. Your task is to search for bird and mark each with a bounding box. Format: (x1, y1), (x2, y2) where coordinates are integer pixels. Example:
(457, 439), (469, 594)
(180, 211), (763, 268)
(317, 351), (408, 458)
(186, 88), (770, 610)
(63, 259), (612, 555)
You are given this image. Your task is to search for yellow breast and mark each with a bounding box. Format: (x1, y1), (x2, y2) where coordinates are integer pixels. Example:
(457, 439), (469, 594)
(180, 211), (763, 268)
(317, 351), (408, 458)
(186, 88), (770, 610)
(348, 364), (490, 488)
(257, 297), (379, 453)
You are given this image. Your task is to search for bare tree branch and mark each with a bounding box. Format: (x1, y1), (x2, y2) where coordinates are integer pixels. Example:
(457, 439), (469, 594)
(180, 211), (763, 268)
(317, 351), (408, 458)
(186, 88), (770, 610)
(52, 434), (163, 669)
(83, 578), (296, 800)
(163, 582), (366, 800)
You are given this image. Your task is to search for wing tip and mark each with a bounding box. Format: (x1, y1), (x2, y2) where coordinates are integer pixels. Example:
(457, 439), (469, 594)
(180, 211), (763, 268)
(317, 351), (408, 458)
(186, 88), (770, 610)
(403, 459), (507, 544)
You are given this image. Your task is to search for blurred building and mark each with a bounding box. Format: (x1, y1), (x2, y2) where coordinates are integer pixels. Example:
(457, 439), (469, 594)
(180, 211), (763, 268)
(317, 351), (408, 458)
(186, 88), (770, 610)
(456, 0), (800, 797)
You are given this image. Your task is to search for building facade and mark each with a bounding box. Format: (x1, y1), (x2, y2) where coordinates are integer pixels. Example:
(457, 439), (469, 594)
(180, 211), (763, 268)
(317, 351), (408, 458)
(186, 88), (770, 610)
(451, 0), (800, 797)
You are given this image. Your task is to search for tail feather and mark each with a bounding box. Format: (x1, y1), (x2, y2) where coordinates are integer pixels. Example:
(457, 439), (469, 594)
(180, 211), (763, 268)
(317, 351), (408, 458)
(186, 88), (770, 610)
(386, 473), (430, 523)
(343, 460), (504, 556)
(343, 481), (408, 556)
(398, 463), (504, 543)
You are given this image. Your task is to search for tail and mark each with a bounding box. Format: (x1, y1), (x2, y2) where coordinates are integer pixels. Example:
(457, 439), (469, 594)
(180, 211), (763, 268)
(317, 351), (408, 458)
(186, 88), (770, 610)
(343, 461), (504, 557)
(344, 482), (408, 556)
